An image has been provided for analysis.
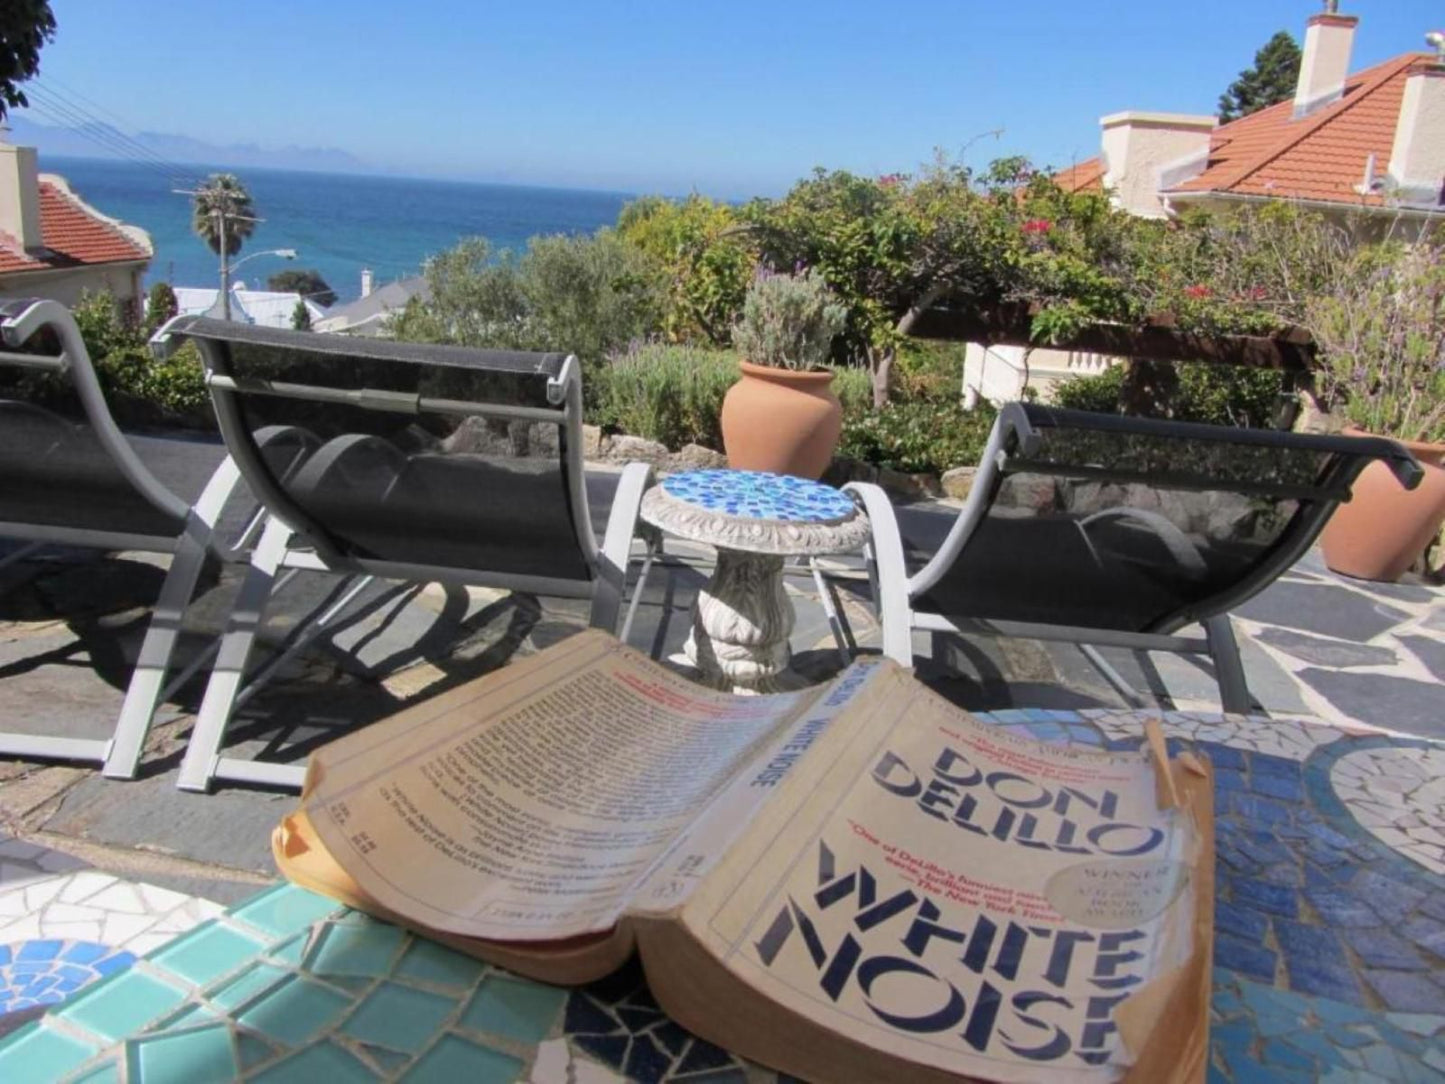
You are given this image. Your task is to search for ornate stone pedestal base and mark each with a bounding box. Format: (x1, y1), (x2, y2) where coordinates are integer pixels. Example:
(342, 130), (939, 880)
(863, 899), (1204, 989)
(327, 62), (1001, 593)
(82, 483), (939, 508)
(684, 548), (794, 694)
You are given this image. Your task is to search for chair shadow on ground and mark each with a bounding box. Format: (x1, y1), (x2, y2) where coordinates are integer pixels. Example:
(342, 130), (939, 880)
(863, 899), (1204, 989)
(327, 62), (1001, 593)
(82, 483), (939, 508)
(0, 551), (556, 787)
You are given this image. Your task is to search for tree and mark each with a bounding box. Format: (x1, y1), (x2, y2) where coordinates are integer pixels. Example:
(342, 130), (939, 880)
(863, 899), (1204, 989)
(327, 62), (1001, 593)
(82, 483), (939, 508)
(269, 268), (336, 307)
(617, 195), (756, 345)
(391, 231), (665, 371)
(190, 174), (256, 321)
(190, 173), (256, 258)
(291, 299), (313, 331)
(144, 281), (178, 335)
(1218, 31), (1301, 124)
(0, 1), (55, 121)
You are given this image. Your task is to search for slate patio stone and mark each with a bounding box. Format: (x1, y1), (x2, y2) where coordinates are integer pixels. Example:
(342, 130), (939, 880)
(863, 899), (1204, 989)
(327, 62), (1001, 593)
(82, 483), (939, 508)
(1235, 582), (1410, 643)
(1295, 670), (1445, 739)
(1399, 635), (1445, 683)
(1254, 628), (1399, 669)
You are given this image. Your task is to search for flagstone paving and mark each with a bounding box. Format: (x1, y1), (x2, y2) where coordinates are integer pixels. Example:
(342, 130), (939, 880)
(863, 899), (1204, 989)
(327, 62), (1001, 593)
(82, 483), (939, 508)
(0, 499), (1439, 1080)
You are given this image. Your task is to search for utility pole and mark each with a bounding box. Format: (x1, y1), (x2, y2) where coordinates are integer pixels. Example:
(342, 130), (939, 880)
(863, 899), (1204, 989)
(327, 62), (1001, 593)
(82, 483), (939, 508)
(173, 186), (262, 322)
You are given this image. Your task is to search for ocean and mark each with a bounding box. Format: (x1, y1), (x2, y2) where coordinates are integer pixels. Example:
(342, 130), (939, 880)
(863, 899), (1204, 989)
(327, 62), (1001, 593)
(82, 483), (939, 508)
(42, 157), (634, 305)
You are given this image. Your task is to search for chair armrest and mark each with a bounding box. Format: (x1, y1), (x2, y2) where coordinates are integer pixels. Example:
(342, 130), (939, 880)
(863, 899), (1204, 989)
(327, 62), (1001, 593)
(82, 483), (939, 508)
(842, 481), (913, 665)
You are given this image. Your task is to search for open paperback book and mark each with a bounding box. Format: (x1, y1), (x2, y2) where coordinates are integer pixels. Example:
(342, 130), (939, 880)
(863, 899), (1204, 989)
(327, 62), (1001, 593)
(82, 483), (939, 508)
(274, 629), (1214, 1084)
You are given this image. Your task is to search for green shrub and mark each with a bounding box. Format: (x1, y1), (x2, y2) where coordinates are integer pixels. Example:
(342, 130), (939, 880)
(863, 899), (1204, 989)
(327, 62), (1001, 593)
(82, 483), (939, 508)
(839, 398), (997, 474)
(592, 343), (739, 450)
(832, 365), (873, 416)
(1054, 361), (1285, 428)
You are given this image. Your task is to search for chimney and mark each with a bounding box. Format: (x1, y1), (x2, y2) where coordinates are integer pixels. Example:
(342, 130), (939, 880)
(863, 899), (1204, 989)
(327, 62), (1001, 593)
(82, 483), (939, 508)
(360, 268), (374, 298)
(1294, 11), (1358, 118)
(0, 137), (44, 252)
(1099, 112), (1216, 218)
(1386, 57), (1445, 207)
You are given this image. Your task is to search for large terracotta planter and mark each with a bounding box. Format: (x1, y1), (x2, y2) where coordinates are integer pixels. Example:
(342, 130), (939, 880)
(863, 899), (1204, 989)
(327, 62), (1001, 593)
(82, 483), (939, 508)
(719, 361), (843, 479)
(1321, 434), (1445, 582)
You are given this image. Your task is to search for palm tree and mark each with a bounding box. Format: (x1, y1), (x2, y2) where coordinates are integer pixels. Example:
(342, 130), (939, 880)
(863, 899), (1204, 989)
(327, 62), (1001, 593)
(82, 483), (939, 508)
(191, 173), (256, 319)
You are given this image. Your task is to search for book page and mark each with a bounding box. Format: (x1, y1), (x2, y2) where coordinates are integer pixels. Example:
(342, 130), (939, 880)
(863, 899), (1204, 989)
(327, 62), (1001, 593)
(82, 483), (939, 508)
(676, 669), (1199, 1084)
(301, 630), (830, 941)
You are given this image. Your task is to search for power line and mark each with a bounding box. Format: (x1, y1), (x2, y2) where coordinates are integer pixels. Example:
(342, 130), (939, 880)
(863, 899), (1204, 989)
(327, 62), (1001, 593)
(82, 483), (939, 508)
(24, 81), (204, 189)
(22, 94), (194, 190)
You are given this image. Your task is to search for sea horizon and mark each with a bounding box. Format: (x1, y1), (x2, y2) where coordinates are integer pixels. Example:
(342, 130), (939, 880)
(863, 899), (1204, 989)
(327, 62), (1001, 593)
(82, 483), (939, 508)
(42, 155), (640, 306)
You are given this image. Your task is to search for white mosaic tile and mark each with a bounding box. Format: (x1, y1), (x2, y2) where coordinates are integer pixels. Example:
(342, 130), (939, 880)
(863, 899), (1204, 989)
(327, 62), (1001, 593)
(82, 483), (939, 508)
(100, 911), (160, 947)
(86, 881), (149, 915)
(1333, 745), (1445, 875)
(0, 914), (42, 942)
(135, 882), (190, 913)
(57, 871), (120, 904)
(1089, 709), (1343, 761)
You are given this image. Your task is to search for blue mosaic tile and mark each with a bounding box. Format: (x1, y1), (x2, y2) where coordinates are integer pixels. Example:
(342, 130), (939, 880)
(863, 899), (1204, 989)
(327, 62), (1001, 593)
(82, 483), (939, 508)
(0, 1022), (102, 1080)
(151, 924), (265, 988)
(126, 1023), (237, 1084)
(0, 940), (136, 1014)
(237, 976), (352, 1047)
(660, 470), (856, 523)
(250, 1041), (377, 1082)
(304, 919), (406, 978)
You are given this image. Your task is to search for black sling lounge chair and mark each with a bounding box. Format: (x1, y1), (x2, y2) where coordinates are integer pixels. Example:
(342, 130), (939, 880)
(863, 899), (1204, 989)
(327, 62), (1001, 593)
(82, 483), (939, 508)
(842, 402), (1421, 713)
(152, 317), (656, 792)
(0, 299), (305, 778)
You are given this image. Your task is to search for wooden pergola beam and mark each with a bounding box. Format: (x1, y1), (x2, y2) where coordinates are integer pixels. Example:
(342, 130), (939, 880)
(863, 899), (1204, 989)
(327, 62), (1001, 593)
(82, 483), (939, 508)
(908, 305), (1316, 372)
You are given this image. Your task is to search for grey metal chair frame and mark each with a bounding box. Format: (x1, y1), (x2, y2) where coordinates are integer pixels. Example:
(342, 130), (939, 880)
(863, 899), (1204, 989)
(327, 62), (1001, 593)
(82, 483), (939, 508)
(153, 317), (656, 792)
(843, 402), (1422, 714)
(0, 299), (255, 778)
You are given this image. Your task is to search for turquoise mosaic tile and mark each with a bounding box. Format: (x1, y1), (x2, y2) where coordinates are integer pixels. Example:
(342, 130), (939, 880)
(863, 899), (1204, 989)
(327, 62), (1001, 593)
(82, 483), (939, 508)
(304, 917), (405, 978)
(341, 981), (454, 1053)
(394, 939), (486, 991)
(151, 923), (266, 987)
(61, 969), (188, 1042)
(0, 1022), (102, 1080)
(126, 1024), (237, 1084)
(230, 884), (341, 941)
(236, 1034), (278, 1071)
(209, 962), (291, 1011)
(237, 975), (352, 1047)
(265, 934), (308, 967)
(401, 1034), (522, 1083)
(250, 1041), (378, 1083)
(460, 974), (566, 1044)
(67, 1058), (121, 1083)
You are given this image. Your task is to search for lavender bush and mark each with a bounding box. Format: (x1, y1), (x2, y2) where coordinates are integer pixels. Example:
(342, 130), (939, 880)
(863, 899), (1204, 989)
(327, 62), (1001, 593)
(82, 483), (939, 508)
(731, 269), (847, 371)
(1307, 239), (1445, 445)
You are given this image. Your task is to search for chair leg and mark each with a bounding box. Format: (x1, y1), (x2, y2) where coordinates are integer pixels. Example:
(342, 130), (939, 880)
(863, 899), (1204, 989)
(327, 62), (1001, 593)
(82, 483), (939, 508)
(176, 516), (290, 793)
(590, 462), (653, 633)
(105, 456), (247, 779)
(1205, 614), (1254, 715)
(102, 532), (210, 778)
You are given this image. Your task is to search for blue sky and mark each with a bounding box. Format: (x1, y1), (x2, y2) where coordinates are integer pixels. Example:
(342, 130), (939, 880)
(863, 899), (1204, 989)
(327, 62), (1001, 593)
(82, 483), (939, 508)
(23, 1), (1443, 198)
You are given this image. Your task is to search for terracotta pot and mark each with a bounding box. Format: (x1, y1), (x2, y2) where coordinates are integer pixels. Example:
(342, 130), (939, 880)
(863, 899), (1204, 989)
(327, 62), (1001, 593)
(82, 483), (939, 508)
(720, 361), (843, 479)
(1321, 433), (1445, 582)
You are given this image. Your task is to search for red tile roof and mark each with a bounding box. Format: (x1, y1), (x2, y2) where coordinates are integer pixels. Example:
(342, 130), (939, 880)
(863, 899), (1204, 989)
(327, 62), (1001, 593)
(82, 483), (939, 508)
(1168, 53), (1426, 206)
(0, 177), (151, 275)
(1051, 156), (1106, 194)
(1051, 52), (1435, 210)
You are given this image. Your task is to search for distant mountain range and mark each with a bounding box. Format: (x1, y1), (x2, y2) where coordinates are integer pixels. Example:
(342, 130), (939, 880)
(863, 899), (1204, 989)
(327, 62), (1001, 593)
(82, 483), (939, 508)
(8, 115), (370, 175)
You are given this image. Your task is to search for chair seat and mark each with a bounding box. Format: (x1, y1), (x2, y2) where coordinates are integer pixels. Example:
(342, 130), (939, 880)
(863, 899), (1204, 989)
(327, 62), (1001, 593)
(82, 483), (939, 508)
(896, 503), (1251, 634)
(278, 435), (627, 583)
(0, 401), (228, 542)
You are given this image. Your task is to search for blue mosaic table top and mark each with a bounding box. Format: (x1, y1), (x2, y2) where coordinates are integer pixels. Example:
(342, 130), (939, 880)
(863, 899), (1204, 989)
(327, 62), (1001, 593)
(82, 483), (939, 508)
(5, 708), (1445, 1083)
(659, 470), (856, 524)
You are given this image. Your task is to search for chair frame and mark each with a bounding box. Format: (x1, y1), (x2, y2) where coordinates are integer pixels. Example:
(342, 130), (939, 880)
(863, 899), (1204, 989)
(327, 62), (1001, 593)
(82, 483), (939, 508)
(153, 317), (655, 792)
(0, 299), (253, 778)
(843, 402), (1422, 714)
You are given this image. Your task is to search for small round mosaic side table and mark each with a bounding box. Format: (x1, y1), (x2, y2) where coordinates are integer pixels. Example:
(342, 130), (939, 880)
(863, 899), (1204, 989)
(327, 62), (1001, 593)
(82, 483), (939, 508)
(640, 469), (871, 694)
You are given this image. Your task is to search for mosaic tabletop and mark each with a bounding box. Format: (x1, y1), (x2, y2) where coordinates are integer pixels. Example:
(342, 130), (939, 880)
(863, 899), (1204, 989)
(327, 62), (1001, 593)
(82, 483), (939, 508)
(4, 707), (1445, 1083)
(642, 470), (870, 557)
